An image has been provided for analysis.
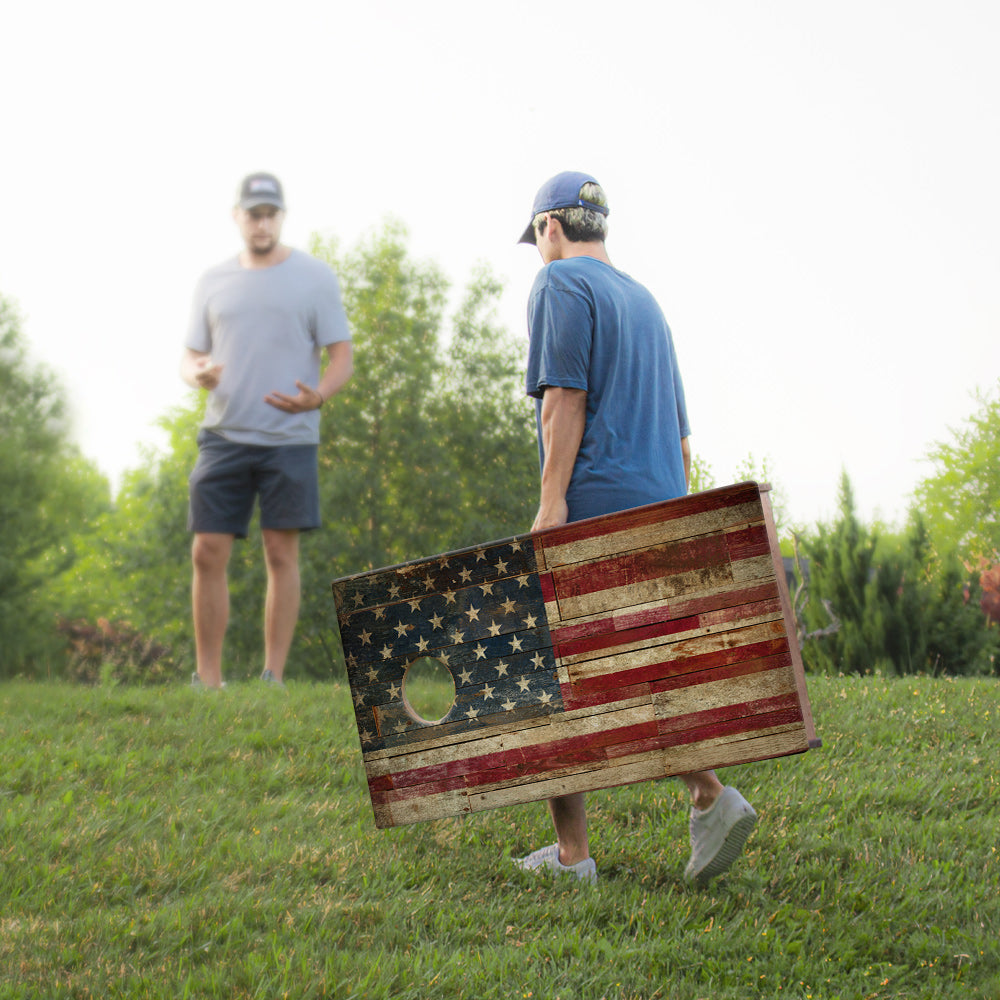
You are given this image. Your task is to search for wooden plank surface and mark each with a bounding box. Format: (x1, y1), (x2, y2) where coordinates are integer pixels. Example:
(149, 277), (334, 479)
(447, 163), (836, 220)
(331, 482), (818, 828)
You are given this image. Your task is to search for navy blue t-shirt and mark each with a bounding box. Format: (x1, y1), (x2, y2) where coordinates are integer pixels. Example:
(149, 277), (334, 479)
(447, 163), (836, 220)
(525, 256), (690, 522)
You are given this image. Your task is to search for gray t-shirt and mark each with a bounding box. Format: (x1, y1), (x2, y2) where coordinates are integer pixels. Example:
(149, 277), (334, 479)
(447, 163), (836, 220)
(186, 249), (351, 445)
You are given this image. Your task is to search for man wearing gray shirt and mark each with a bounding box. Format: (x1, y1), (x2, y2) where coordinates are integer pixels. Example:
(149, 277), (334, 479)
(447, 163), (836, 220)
(181, 172), (353, 689)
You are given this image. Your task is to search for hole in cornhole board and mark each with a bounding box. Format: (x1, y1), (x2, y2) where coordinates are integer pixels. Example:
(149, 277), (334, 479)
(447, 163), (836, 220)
(402, 656), (457, 724)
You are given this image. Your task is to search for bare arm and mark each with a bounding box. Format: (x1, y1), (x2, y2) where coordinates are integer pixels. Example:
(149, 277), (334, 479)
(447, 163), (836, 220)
(681, 436), (691, 491)
(180, 348), (223, 391)
(265, 340), (354, 413)
(532, 386), (587, 531)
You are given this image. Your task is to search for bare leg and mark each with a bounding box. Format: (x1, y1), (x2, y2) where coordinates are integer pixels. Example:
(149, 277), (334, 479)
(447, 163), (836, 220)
(262, 529), (301, 682)
(192, 532), (234, 688)
(547, 792), (591, 865)
(679, 769), (725, 810)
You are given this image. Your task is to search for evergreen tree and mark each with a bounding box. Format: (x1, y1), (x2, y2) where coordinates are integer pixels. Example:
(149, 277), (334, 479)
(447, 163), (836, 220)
(800, 471), (997, 675)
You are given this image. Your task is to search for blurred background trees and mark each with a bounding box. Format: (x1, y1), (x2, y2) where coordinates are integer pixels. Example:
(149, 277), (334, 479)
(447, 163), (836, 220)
(2, 243), (997, 682)
(19, 223), (537, 681)
(0, 295), (111, 675)
(915, 384), (1000, 565)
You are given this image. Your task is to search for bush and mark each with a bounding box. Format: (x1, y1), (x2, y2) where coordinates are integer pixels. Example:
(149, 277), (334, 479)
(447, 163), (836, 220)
(57, 618), (180, 685)
(798, 472), (999, 676)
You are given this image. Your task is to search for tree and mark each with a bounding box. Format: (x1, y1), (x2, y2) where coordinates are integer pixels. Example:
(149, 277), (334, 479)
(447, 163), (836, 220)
(433, 262), (539, 545)
(914, 381), (1000, 563)
(55, 401), (202, 664)
(0, 294), (112, 676)
(296, 226), (538, 675)
(687, 454), (717, 495)
(687, 452), (789, 538)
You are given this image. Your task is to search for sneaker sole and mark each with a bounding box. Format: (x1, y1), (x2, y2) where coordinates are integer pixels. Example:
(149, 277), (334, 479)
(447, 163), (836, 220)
(692, 812), (757, 886)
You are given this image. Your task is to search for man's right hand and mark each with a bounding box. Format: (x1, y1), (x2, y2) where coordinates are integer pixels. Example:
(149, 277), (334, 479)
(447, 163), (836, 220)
(193, 356), (223, 390)
(532, 497), (569, 532)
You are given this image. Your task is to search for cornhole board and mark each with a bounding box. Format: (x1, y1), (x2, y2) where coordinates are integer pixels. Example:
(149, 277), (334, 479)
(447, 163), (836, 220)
(331, 482), (818, 829)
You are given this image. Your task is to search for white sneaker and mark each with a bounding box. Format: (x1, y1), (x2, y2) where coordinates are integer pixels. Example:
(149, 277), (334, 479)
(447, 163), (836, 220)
(684, 786), (757, 886)
(514, 843), (597, 884)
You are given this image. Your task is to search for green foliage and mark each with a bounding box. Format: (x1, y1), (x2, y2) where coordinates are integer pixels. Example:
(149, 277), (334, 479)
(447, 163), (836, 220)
(308, 227), (536, 573)
(799, 472), (998, 676)
(914, 380), (1000, 562)
(0, 294), (112, 676)
(1, 675), (997, 998)
(296, 226), (537, 676)
(53, 401), (203, 671)
(733, 453), (789, 535)
(687, 453), (717, 494)
(434, 262), (539, 544)
(64, 223), (538, 682)
(688, 452), (789, 537)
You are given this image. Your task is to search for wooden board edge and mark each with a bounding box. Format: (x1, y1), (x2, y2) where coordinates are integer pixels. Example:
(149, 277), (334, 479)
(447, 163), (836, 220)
(758, 485), (820, 747)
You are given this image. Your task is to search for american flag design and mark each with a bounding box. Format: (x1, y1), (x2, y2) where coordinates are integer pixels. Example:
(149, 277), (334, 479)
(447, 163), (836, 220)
(332, 482), (817, 829)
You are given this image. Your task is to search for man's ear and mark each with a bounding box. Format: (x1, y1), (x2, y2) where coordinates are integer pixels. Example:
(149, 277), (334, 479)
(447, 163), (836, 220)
(538, 212), (564, 246)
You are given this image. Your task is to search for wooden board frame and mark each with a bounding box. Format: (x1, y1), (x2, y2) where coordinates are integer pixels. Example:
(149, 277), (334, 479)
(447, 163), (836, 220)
(331, 482), (818, 829)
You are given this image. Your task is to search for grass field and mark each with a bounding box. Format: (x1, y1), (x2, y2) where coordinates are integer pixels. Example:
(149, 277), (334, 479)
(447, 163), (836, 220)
(0, 673), (996, 1000)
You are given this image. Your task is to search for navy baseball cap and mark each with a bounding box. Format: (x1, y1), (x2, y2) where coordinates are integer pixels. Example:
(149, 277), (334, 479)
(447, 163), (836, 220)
(518, 170), (609, 244)
(238, 172), (285, 210)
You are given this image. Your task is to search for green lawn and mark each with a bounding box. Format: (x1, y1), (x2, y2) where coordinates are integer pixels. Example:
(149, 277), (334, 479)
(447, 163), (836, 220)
(0, 674), (996, 999)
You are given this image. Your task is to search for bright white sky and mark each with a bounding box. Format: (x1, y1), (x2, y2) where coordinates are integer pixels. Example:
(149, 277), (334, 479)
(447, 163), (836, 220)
(2, 1), (997, 529)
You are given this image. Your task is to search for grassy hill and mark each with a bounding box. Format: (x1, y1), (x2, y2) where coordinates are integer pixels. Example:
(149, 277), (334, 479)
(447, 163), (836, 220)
(0, 674), (996, 999)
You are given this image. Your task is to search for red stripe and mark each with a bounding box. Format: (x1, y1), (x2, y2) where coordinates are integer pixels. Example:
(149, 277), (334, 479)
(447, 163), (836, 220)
(605, 702), (804, 759)
(570, 636), (791, 695)
(370, 719), (659, 802)
(559, 650), (792, 711)
(463, 721), (659, 788)
(551, 533), (732, 602)
(655, 691), (801, 736)
(559, 679), (653, 712)
(538, 570), (557, 606)
(699, 597), (782, 626)
(613, 582), (780, 630)
(368, 774), (395, 794)
(535, 483), (762, 550)
(370, 772), (469, 804)
(724, 523), (771, 562)
(649, 650), (793, 694)
(555, 596), (784, 661)
(548, 582), (779, 644)
(556, 614), (701, 659)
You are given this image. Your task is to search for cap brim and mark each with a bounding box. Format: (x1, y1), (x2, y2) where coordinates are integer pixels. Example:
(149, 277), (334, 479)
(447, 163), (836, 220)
(517, 220), (536, 245)
(240, 197), (285, 210)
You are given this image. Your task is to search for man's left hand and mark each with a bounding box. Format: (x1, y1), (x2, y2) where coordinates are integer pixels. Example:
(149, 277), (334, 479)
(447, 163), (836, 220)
(264, 380), (323, 413)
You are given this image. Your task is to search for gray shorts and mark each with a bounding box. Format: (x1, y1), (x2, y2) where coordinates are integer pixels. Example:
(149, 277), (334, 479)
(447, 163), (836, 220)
(187, 429), (321, 538)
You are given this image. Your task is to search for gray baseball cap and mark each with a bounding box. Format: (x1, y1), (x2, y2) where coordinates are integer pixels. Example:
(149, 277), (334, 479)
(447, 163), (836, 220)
(238, 172), (285, 210)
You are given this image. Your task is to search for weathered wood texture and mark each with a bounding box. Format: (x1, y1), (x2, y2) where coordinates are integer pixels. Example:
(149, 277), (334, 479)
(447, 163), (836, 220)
(331, 482), (817, 829)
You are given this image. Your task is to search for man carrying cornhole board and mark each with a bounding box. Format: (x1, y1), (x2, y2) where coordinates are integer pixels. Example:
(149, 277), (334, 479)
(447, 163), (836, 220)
(513, 171), (758, 884)
(332, 173), (817, 887)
